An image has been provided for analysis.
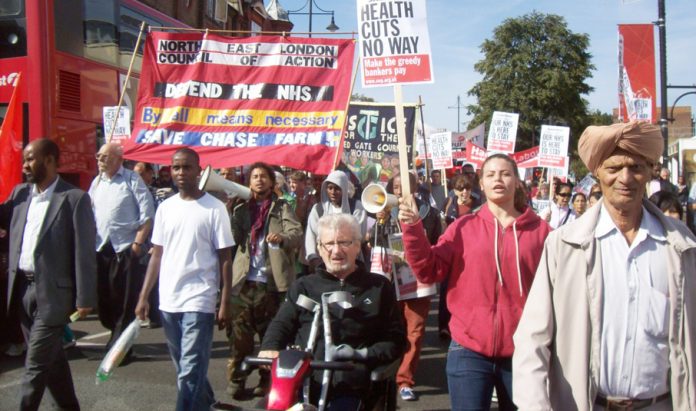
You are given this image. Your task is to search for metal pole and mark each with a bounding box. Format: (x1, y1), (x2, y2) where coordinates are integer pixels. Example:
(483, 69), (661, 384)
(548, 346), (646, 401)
(657, 0), (668, 163)
(308, 0), (313, 38)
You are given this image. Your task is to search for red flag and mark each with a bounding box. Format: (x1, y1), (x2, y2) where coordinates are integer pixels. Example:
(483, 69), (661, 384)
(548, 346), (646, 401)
(618, 24), (656, 123)
(0, 72), (23, 201)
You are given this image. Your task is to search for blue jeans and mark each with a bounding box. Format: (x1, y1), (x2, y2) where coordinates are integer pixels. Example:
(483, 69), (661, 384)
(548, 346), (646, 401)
(161, 311), (216, 411)
(446, 340), (516, 411)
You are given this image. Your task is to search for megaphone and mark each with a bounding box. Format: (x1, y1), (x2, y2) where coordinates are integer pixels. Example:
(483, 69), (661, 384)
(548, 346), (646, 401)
(199, 165), (251, 200)
(361, 183), (398, 224)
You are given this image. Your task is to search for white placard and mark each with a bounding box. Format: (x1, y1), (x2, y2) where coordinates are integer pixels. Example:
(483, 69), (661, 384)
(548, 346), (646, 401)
(103, 106), (131, 144)
(538, 125), (570, 168)
(429, 131), (453, 169)
(357, 0), (434, 87)
(486, 111), (519, 154)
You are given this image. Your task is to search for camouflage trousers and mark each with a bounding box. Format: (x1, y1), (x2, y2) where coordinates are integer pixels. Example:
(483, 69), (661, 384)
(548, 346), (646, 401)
(226, 281), (284, 382)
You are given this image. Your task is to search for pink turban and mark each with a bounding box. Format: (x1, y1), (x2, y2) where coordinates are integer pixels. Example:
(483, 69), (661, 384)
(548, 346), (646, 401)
(578, 121), (663, 172)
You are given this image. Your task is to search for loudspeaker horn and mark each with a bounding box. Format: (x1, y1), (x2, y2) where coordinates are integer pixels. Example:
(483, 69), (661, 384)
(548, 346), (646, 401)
(199, 165), (251, 200)
(361, 183), (398, 215)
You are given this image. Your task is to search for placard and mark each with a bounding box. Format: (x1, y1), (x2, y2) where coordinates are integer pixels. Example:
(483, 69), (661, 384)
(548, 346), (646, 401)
(429, 131), (453, 169)
(388, 233), (436, 300)
(357, 0), (434, 87)
(538, 125), (570, 168)
(103, 106), (131, 144)
(486, 111), (519, 153)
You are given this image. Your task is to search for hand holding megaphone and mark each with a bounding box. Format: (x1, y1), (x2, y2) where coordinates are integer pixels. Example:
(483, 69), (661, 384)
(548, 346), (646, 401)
(199, 165), (251, 200)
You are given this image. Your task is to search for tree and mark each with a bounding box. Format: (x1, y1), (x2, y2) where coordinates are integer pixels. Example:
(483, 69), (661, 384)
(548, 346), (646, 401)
(467, 12), (594, 151)
(570, 109), (614, 179)
(351, 93), (376, 102)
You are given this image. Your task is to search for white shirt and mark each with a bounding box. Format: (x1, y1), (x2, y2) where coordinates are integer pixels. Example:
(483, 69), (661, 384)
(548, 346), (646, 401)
(596, 204), (670, 398)
(539, 201), (575, 229)
(152, 193), (234, 314)
(89, 166), (155, 252)
(19, 179), (58, 272)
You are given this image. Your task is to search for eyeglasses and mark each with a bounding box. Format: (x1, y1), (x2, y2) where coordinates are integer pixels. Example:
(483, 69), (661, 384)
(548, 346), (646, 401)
(95, 154), (109, 161)
(319, 240), (355, 252)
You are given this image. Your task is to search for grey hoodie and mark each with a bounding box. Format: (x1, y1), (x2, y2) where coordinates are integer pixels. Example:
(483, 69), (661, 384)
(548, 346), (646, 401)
(304, 170), (367, 262)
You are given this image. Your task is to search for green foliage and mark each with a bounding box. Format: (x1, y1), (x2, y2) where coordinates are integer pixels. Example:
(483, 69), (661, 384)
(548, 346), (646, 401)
(351, 93), (376, 102)
(570, 110), (614, 179)
(467, 11), (595, 151)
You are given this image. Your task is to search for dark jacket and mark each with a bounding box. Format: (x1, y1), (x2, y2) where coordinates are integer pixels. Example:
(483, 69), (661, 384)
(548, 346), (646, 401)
(261, 263), (406, 394)
(1, 178), (97, 326)
(230, 195), (303, 294)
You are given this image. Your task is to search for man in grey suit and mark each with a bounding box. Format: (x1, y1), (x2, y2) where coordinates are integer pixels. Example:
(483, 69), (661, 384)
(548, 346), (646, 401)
(1, 138), (96, 411)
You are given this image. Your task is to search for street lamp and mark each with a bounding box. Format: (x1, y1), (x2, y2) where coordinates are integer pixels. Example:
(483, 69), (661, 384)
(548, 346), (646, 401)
(287, 0), (339, 38)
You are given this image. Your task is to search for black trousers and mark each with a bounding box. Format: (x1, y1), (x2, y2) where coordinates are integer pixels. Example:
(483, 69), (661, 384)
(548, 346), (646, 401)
(96, 241), (144, 347)
(18, 278), (80, 411)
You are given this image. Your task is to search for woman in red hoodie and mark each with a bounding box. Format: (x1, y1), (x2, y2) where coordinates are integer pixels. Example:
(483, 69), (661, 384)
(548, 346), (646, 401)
(398, 154), (551, 410)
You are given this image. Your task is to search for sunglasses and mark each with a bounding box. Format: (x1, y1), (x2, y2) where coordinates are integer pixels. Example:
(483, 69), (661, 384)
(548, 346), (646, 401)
(557, 193), (572, 198)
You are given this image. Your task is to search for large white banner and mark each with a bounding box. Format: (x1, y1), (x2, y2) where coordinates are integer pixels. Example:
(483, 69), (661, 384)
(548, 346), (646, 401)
(357, 0), (434, 87)
(486, 111), (519, 154)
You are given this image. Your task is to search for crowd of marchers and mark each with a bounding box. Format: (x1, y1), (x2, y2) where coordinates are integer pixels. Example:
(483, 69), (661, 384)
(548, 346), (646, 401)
(1, 120), (695, 411)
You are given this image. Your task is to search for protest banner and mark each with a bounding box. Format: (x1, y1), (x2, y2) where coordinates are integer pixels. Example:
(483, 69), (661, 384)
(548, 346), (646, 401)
(451, 123), (485, 160)
(123, 32), (355, 175)
(538, 125), (570, 168)
(343, 102), (416, 186)
(511, 145), (540, 168)
(103, 106), (131, 145)
(357, 0), (434, 87)
(467, 142), (539, 169)
(466, 141), (487, 168)
(487, 111), (519, 153)
(618, 24), (656, 122)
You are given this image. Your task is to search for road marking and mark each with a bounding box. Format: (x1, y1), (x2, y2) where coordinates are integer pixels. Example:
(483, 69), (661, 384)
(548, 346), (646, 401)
(79, 331), (111, 341)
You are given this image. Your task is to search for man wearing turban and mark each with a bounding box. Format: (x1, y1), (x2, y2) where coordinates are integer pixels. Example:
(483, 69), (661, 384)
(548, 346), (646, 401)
(512, 121), (696, 410)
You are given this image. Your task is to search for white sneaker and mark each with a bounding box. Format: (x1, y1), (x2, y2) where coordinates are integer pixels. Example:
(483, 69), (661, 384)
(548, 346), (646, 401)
(4, 343), (26, 357)
(399, 386), (417, 401)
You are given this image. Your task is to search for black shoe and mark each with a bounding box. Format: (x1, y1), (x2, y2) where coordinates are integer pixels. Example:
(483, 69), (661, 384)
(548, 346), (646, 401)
(252, 373), (270, 397)
(226, 380), (246, 400)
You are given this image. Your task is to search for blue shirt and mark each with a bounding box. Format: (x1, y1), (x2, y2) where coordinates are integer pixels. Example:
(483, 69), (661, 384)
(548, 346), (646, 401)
(89, 166), (155, 252)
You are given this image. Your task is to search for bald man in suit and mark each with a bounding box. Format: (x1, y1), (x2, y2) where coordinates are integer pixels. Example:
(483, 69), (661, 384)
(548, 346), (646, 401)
(1, 138), (96, 411)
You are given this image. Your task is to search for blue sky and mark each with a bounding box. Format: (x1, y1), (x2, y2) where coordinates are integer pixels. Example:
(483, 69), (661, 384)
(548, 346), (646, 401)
(283, 0), (695, 131)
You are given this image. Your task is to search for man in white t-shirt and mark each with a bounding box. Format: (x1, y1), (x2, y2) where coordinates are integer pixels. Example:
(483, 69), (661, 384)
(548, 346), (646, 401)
(135, 148), (234, 411)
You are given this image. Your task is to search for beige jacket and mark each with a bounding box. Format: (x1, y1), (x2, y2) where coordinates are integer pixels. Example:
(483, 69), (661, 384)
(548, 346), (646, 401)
(513, 200), (696, 410)
(230, 196), (303, 295)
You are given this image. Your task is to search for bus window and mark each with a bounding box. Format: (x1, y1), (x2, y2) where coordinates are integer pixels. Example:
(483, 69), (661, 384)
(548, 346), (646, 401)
(0, 0), (26, 58)
(0, 0), (22, 16)
(54, 0), (84, 57)
(119, 6), (159, 71)
(84, 0), (118, 65)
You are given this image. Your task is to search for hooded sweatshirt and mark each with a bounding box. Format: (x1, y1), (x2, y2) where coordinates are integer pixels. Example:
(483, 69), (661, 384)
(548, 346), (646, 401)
(401, 203), (551, 357)
(304, 170), (367, 262)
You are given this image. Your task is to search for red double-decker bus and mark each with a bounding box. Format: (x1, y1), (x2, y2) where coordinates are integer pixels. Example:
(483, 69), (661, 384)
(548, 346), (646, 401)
(0, 0), (187, 189)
